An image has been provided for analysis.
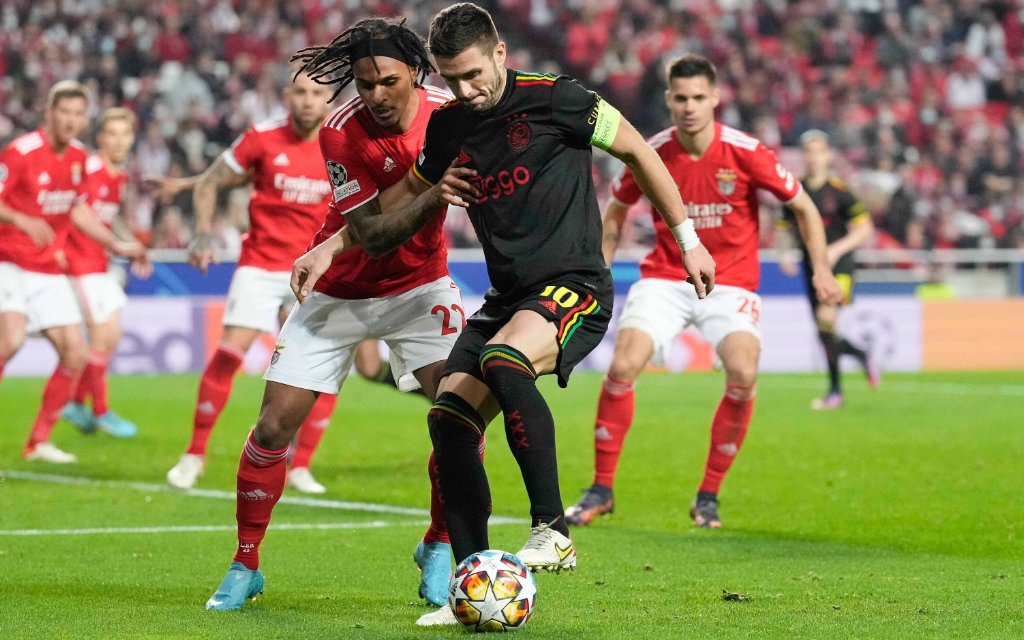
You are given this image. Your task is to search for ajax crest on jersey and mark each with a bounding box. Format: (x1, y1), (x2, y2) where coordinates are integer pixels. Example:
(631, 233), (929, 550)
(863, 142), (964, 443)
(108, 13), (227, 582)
(449, 549), (537, 632)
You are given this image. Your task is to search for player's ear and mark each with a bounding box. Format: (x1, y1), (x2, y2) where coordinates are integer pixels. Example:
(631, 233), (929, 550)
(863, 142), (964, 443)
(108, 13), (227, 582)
(493, 41), (506, 67)
(711, 85), (721, 109)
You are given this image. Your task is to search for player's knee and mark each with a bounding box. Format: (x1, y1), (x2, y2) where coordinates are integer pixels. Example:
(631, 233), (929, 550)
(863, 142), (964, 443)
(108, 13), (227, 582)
(253, 414), (295, 450)
(607, 355), (643, 383)
(725, 365), (758, 393)
(59, 341), (89, 371)
(428, 392), (485, 450)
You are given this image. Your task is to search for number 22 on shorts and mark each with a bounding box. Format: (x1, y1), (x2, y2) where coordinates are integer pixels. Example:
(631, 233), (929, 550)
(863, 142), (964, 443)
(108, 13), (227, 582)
(432, 304), (466, 335)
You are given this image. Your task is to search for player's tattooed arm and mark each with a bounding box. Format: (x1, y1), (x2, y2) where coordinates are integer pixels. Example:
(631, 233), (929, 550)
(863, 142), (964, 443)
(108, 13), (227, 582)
(601, 198), (631, 266)
(188, 155), (252, 274)
(346, 165), (478, 258)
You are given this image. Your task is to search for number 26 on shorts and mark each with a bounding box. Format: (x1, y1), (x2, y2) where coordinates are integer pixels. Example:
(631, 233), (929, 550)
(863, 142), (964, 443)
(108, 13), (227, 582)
(737, 296), (760, 324)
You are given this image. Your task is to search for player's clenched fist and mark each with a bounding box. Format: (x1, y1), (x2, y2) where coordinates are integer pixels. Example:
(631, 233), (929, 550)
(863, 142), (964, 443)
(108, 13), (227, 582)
(812, 271), (843, 306)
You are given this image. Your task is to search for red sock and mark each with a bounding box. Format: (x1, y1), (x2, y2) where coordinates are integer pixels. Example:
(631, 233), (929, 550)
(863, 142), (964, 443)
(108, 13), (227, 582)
(422, 436), (486, 545)
(75, 350), (111, 414)
(187, 345), (244, 456)
(699, 384), (755, 495)
(234, 431), (288, 570)
(291, 393), (336, 469)
(27, 364), (83, 448)
(592, 376), (636, 489)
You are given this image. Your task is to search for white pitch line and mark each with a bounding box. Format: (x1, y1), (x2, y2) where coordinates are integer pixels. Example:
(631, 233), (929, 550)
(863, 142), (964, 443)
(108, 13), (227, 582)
(0, 521), (416, 537)
(776, 379), (1024, 397)
(0, 470), (527, 525)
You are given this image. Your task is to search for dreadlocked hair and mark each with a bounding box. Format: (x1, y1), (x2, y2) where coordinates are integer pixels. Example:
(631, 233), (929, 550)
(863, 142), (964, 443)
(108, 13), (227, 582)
(291, 17), (434, 103)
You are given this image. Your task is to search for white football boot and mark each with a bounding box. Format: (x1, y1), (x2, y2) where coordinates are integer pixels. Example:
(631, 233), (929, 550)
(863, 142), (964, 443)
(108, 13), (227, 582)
(166, 453), (204, 489)
(287, 467), (327, 494)
(517, 520), (577, 573)
(23, 442), (77, 464)
(416, 605), (459, 626)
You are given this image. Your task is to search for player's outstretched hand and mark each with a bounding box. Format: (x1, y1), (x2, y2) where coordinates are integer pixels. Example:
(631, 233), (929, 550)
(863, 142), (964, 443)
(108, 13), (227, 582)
(432, 163), (480, 209)
(187, 233), (217, 275)
(111, 239), (147, 259)
(291, 244), (334, 304)
(130, 252), (153, 279)
(144, 175), (190, 200)
(14, 212), (56, 247)
(682, 243), (716, 299)
(812, 271), (843, 306)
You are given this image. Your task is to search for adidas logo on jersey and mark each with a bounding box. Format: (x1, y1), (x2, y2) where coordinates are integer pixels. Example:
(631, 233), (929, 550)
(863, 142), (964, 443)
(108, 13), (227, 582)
(38, 171), (51, 185)
(272, 153), (290, 166)
(383, 156), (396, 172)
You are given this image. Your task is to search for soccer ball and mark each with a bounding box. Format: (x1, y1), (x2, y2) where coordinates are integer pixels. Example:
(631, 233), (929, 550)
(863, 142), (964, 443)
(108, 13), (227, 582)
(449, 549), (537, 632)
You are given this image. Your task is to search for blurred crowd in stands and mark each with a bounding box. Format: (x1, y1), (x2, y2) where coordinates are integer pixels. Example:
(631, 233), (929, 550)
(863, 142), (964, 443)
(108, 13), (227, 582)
(1, 0), (1022, 254)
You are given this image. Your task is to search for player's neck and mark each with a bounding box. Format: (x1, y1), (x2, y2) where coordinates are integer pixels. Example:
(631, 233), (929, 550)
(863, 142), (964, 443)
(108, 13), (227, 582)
(290, 118), (321, 141)
(42, 126), (70, 155)
(98, 151), (123, 176)
(674, 123), (714, 159)
(804, 172), (829, 189)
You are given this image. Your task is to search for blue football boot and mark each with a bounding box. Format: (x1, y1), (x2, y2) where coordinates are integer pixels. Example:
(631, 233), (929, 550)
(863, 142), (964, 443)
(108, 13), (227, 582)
(205, 562), (265, 611)
(414, 541), (451, 607)
(95, 410), (138, 438)
(62, 402), (97, 434)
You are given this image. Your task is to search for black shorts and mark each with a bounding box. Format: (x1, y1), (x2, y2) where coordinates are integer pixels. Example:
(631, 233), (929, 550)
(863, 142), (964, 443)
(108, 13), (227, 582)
(804, 263), (855, 311)
(441, 282), (613, 388)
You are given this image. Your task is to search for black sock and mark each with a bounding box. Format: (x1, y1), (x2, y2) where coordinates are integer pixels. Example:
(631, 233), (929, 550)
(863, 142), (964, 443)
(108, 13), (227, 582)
(479, 344), (568, 537)
(428, 392), (489, 564)
(817, 329), (842, 394)
(838, 337), (867, 364)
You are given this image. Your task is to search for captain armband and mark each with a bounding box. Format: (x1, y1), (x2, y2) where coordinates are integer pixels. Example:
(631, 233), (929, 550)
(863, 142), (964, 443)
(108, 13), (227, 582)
(588, 99), (621, 151)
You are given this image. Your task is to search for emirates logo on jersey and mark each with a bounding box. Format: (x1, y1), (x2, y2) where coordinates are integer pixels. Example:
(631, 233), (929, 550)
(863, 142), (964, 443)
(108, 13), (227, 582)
(716, 168), (737, 196)
(506, 113), (531, 151)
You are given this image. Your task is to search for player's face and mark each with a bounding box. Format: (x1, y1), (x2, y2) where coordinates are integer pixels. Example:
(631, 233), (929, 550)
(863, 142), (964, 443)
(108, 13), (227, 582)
(97, 119), (135, 165)
(285, 73), (332, 133)
(352, 56), (419, 130)
(802, 138), (832, 176)
(435, 42), (507, 113)
(47, 97), (89, 147)
(664, 76), (719, 136)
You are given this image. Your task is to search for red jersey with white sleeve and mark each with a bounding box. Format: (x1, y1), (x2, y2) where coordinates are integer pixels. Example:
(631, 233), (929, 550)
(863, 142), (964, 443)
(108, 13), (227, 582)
(64, 154), (128, 276)
(0, 129), (88, 274)
(223, 117), (333, 271)
(311, 85), (452, 300)
(611, 122), (801, 292)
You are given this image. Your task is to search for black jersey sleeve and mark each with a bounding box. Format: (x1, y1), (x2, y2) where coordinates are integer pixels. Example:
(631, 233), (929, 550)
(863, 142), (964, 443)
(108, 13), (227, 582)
(841, 188), (870, 224)
(550, 77), (622, 151)
(412, 105), (461, 186)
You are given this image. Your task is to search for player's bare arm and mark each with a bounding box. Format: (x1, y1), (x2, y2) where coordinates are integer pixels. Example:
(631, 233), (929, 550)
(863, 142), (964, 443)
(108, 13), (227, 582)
(774, 220), (801, 276)
(604, 117), (716, 297)
(290, 164), (478, 302)
(69, 201), (146, 259)
(345, 164), (478, 257)
(787, 191), (842, 304)
(601, 198), (631, 266)
(0, 200), (56, 247)
(188, 155), (253, 274)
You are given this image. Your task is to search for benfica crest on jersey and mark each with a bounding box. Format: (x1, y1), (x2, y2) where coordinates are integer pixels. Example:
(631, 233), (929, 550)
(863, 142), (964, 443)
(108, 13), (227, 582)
(716, 168), (737, 196)
(71, 162), (83, 186)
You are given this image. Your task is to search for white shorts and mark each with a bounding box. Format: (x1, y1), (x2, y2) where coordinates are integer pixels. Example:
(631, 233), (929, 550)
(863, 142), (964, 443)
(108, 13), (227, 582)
(222, 266), (296, 333)
(264, 276), (463, 394)
(618, 279), (761, 363)
(72, 272), (128, 324)
(0, 262), (83, 333)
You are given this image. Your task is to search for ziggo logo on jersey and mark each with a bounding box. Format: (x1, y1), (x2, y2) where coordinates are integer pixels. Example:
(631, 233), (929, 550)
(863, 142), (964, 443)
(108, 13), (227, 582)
(469, 166), (531, 202)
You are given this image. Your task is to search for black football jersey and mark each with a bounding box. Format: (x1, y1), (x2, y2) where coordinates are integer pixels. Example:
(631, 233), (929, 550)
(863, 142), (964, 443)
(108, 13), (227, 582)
(783, 176), (869, 273)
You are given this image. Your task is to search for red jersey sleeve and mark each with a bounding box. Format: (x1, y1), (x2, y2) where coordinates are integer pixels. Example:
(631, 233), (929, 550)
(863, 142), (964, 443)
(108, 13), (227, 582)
(0, 145), (25, 200)
(223, 129), (261, 175)
(319, 125), (379, 215)
(747, 143), (802, 204)
(609, 163), (643, 206)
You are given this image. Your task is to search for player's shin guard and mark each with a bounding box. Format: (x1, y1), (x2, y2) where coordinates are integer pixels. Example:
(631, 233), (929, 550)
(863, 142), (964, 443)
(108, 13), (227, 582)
(234, 430), (288, 570)
(699, 383), (755, 495)
(593, 376), (636, 489)
(480, 345), (568, 537)
(428, 392), (489, 564)
(188, 345), (244, 456)
(290, 393), (336, 469)
(76, 349), (111, 414)
(423, 449), (450, 544)
(27, 364), (83, 448)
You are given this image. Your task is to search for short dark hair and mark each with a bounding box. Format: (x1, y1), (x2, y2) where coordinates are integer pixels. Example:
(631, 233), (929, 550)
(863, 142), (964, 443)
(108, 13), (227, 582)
(427, 2), (499, 59)
(665, 54), (718, 86)
(291, 17), (434, 103)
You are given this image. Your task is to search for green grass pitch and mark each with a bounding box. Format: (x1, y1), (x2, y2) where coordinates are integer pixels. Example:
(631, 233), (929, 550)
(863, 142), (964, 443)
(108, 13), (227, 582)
(0, 370), (1021, 638)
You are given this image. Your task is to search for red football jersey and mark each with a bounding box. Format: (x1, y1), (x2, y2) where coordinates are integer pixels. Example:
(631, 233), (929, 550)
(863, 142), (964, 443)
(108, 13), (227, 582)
(224, 117), (333, 271)
(0, 130), (88, 274)
(311, 85), (452, 299)
(64, 154), (128, 276)
(612, 123), (801, 291)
